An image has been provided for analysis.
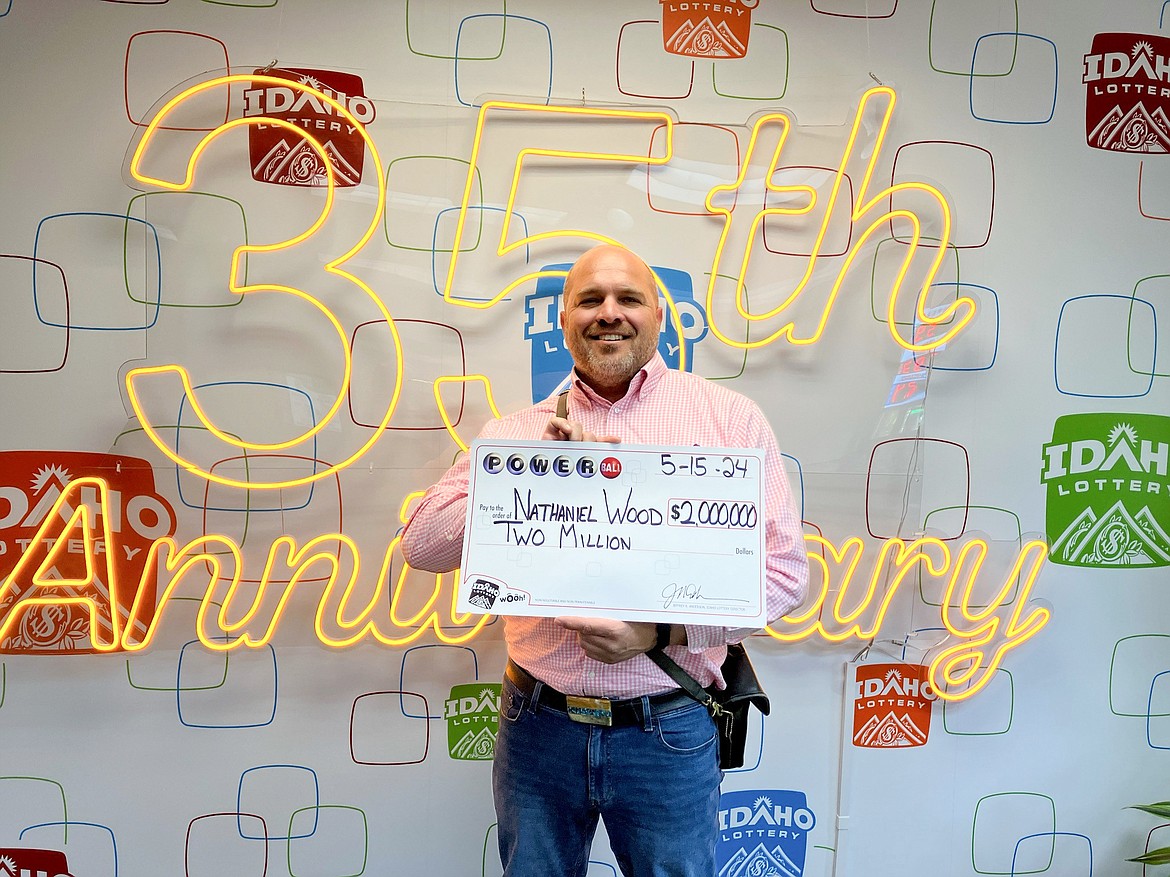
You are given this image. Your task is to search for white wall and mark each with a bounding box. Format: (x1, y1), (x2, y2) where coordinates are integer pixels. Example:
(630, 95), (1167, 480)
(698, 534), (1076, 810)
(0, 1), (1168, 875)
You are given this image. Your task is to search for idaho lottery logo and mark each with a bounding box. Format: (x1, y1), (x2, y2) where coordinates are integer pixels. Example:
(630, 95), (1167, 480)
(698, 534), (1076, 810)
(852, 664), (936, 748)
(0, 452), (176, 653)
(523, 263), (707, 404)
(444, 683), (501, 760)
(660, 0), (756, 59)
(1083, 33), (1170, 152)
(1041, 413), (1170, 567)
(244, 66), (375, 186)
(716, 790), (815, 877)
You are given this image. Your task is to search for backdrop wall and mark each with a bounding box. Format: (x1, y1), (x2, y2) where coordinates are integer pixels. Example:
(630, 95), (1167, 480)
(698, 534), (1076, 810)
(1, 1), (1168, 875)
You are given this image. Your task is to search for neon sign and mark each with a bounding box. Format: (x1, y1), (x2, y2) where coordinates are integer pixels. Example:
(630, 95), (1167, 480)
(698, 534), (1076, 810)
(0, 476), (1048, 700)
(0, 76), (1034, 703)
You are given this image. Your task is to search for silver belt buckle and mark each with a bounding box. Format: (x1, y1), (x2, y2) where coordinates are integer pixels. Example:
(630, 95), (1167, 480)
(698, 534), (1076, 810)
(565, 695), (613, 726)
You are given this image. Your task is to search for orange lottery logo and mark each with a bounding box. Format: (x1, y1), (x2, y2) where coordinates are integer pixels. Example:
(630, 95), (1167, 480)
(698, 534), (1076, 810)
(852, 663), (936, 748)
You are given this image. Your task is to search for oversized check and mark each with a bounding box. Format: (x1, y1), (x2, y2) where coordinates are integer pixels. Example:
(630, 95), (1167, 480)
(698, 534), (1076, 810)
(457, 439), (767, 624)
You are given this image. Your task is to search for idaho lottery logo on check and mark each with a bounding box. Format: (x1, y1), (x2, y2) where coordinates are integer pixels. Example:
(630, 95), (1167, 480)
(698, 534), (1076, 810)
(458, 440), (767, 624)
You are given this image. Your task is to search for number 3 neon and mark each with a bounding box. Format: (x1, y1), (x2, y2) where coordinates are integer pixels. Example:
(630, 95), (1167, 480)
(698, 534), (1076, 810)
(126, 73), (400, 490)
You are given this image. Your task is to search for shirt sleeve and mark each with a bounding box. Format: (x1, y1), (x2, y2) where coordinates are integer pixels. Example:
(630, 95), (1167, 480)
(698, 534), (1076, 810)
(400, 418), (505, 573)
(681, 404), (810, 651)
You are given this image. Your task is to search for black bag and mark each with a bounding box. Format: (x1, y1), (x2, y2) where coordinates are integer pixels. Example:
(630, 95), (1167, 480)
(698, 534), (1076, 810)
(648, 642), (770, 770)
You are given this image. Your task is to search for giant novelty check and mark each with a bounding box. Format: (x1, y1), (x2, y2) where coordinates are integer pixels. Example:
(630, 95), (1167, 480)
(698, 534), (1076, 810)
(457, 439), (768, 624)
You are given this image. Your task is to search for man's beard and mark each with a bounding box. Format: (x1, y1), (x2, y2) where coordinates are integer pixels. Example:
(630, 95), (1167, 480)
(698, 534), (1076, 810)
(566, 331), (656, 391)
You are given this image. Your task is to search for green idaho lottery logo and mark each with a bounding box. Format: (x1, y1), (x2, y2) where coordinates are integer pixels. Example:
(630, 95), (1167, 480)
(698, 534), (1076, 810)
(444, 683), (501, 760)
(1041, 413), (1170, 567)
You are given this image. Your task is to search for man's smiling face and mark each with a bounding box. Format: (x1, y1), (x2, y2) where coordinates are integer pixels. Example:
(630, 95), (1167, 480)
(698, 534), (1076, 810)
(560, 246), (663, 402)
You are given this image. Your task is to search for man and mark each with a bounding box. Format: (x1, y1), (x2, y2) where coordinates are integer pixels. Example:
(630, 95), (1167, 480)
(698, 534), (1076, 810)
(402, 244), (808, 876)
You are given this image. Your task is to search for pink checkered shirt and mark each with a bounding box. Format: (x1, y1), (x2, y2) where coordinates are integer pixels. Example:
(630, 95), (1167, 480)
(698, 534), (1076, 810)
(401, 353), (808, 700)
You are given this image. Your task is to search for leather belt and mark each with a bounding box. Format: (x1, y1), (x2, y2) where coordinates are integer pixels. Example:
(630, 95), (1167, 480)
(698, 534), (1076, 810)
(505, 660), (694, 727)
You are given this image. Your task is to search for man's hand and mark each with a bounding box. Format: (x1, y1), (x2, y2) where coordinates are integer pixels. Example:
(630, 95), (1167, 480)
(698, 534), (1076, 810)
(556, 617), (657, 664)
(542, 417), (620, 444)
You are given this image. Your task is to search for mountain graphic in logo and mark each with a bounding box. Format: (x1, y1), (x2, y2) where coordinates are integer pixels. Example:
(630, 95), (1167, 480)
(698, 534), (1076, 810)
(1083, 33), (1170, 154)
(451, 726), (497, 759)
(853, 712), (928, 747)
(254, 137), (362, 187)
(666, 17), (747, 58)
(1042, 414), (1170, 568)
(718, 842), (802, 877)
(660, 0), (754, 59)
(1087, 102), (1170, 152)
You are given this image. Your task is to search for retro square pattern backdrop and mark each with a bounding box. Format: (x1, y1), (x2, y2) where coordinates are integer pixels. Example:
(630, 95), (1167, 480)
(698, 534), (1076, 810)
(0, 1), (1168, 875)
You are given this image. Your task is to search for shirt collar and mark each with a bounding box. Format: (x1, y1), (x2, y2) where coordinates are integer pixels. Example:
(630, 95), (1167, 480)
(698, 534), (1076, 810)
(570, 352), (667, 408)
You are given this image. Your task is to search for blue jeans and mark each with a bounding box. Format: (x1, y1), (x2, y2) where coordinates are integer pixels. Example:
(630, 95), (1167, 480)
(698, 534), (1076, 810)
(493, 674), (722, 877)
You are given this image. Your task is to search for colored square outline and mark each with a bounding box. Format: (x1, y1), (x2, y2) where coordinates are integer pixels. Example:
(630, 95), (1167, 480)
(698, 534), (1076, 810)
(919, 506), (1022, 608)
(455, 14), (553, 108)
(185, 813), (269, 877)
(913, 283), (1000, 372)
(763, 167), (854, 257)
(1130, 274), (1170, 378)
(704, 274), (752, 381)
(617, 20), (695, 100)
(202, 455), (340, 581)
(124, 31), (230, 129)
(174, 381), (319, 510)
(287, 805), (368, 877)
(179, 642), (278, 729)
(400, 644), (480, 719)
(237, 765), (319, 840)
(810, 0), (897, 18)
(942, 668), (1014, 735)
(1110, 634), (1170, 717)
(0, 254), (69, 373)
(201, 0), (277, 7)
(384, 156), (485, 252)
(928, 0), (1019, 76)
(1011, 833), (1091, 877)
(1147, 671), (1170, 749)
(350, 691), (431, 765)
(1138, 160), (1170, 221)
(645, 123), (741, 217)
(782, 453), (805, 521)
(865, 438), (971, 540)
(125, 598), (229, 691)
(889, 140), (995, 249)
(126, 191), (248, 307)
(969, 33), (1058, 125)
(405, 0), (507, 60)
(711, 24), (789, 100)
(0, 0), (11, 13)
(869, 236), (961, 326)
(1054, 294), (1158, 399)
(33, 213), (161, 331)
(17, 821), (118, 877)
(0, 777), (69, 842)
(431, 206), (527, 300)
(971, 792), (1056, 874)
(348, 319), (468, 430)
